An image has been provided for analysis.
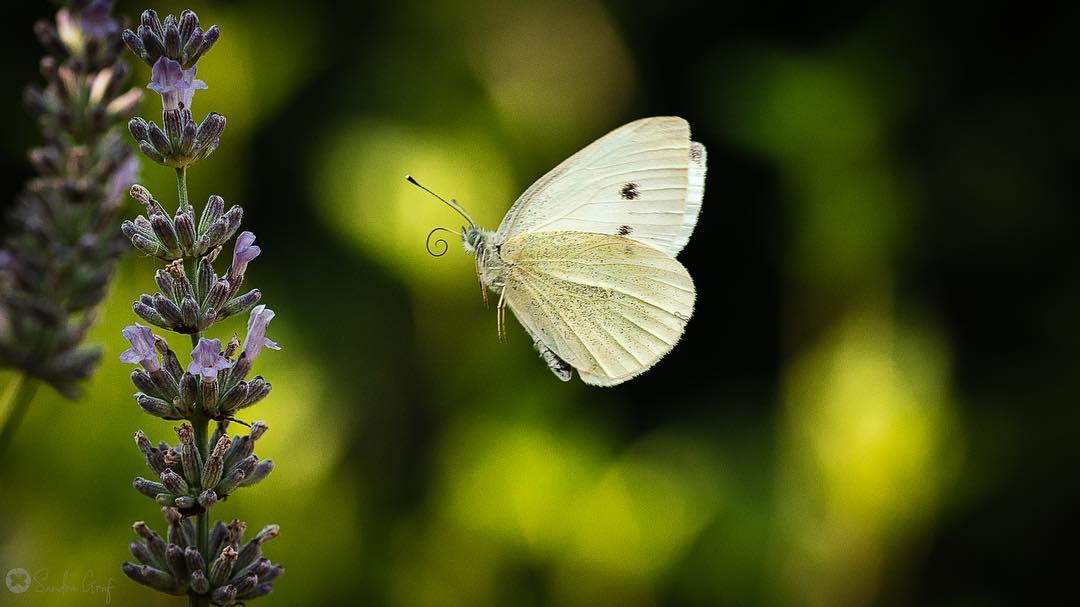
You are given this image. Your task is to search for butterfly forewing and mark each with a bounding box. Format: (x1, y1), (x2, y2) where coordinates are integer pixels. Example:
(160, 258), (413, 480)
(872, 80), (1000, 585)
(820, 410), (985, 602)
(671, 141), (707, 253)
(496, 117), (699, 257)
(500, 231), (695, 386)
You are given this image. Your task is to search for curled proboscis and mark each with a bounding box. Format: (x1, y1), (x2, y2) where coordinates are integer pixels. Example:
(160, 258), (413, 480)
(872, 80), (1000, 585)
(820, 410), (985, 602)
(426, 227), (457, 257)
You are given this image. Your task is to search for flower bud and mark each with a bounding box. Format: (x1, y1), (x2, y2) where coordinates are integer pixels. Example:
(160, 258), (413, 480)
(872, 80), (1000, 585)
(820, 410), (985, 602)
(232, 574), (258, 596)
(152, 294), (184, 326)
(209, 521), (229, 557)
(123, 29), (145, 58)
(211, 584), (238, 605)
(138, 25), (163, 59)
(133, 521), (168, 560)
(165, 544), (188, 583)
(240, 378), (272, 409)
(209, 545), (237, 586)
(141, 9), (163, 37)
(129, 117), (149, 141)
(203, 279), (231, 316)
(154, 269), (176, 300)
(179, 295), (200, 329)
(218, 381), (248, 413)
(175, 210), (197, 252)
(135, 430), (167, 474)
(149, 214), (181, 256)
(134, 476), (168, 498)
(215, 468), (245, 495)
(178, 10), (198, 40)
(202, 377), (220, 415)
(147, 122), (171, 155)
(148, 367), (181, 402)
(136, 393), (177, 418)
(180, 115), (198, 156)
(176, 424), (203, 487)
(130, 183), (153, 205)
(138, 140), (165, 164)
(185, 546), (206, 576)
(190, 569), (210, 594)
(179, 372), (199, 411)
(202, 435), (231, 489)
(198, 489), (219, 509)
(199, 195), (224, 234)
(163, 108), (183, 141)
(239, 459), (273, 487)
(219, 289), (261, 319)
(196, 112), (225, 151)
(163, 21), (181, 57)
(160, 468), (189, 495)
(122, 563), (177, 593)
(130, 541), (157, 567)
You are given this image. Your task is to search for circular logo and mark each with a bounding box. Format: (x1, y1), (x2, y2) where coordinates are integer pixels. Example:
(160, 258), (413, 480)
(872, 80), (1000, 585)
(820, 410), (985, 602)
(5, 568), (31, 593)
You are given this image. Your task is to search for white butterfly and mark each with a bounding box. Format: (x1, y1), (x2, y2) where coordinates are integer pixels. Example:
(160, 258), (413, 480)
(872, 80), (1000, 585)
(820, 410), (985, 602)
(410, 116), (705, 386)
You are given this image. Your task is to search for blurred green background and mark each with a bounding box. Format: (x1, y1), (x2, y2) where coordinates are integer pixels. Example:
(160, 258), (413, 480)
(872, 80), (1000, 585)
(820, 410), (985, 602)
(2, 1), (1078, 605)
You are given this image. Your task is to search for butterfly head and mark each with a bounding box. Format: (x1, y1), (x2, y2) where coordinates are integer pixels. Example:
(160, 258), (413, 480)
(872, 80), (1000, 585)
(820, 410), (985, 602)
(407, 175), (486, 257)
(462, 225), (486, 254)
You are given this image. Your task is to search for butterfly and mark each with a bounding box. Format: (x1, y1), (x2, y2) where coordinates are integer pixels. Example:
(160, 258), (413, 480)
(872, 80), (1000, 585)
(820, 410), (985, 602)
(409, 116), (705, 386)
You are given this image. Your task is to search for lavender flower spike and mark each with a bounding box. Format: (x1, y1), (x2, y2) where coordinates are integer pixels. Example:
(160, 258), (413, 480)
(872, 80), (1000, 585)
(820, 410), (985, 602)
(81, 0), (121, 37)
(228, 231), (261, 284)
(120, 324), (161, 372)
(188, 338), (233, 379)
(121, 10), (284, 602)
(243, 305), (281, 362)
(148, 57), (207, 111)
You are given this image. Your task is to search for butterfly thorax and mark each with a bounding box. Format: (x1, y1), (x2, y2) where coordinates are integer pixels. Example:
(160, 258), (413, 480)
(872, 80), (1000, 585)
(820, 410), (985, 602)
(462, 226), (506, 291)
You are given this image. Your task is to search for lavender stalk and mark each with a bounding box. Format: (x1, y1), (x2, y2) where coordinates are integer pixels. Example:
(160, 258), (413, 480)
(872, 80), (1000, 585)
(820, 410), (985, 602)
(117, 9), (282, 606)
(0, 0), (140, 453)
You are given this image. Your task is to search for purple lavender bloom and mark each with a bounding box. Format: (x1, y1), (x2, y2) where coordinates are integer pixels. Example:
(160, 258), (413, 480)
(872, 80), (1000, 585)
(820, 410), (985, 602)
(81, 0), (120, 37)
(228, 231), (261, 283)
(148, 57), (207, 112)
(243, 305), (281, 362)
(188, 337), (234, 379)
(119, 324), (160, 372)
(106, 155), (140, 207)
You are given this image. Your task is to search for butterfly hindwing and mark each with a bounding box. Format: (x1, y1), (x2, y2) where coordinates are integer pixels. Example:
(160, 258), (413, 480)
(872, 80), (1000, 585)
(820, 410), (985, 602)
(496, 117), (699, 257)
(500, 231), (695, 386)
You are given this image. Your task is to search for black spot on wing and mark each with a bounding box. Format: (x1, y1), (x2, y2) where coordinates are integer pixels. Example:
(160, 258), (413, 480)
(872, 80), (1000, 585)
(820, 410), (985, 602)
(689, 142), (704, 162)
(616, 225), (633, 236)
(620, 182), (639, 200)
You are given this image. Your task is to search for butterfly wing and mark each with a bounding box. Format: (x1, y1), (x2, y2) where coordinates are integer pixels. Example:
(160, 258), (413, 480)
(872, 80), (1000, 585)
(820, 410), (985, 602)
(496, 117), (706, 257)
(500, 231), (695, 386)
(671, 141), (707, 253)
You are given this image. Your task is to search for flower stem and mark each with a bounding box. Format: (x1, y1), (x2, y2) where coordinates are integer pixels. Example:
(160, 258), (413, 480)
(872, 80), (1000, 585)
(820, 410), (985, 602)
(189, 331), (211, 569)
(0, 374), (40, 456)
(176, 166), (189, 210)
(194, 424), (210, 550)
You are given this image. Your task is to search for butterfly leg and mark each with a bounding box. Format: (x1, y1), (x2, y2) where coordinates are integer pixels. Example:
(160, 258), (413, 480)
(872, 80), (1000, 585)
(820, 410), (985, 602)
(475, 255), (489, 308)
(497, 286), (508, 343)
(533, 339), (572, 382)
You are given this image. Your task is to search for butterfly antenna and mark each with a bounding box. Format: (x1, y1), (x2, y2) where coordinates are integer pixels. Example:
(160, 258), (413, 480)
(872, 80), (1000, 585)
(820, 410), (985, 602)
(406, 175), (477, 227)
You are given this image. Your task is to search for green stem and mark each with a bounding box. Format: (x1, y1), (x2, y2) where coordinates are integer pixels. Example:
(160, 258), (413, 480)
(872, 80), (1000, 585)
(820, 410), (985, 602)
(188, 330), (212, 604)
(176, 166), (189, 210)
(194, 416), (210, 554)
(189, 331), (211, 562)
(0, 375), (40, 456)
